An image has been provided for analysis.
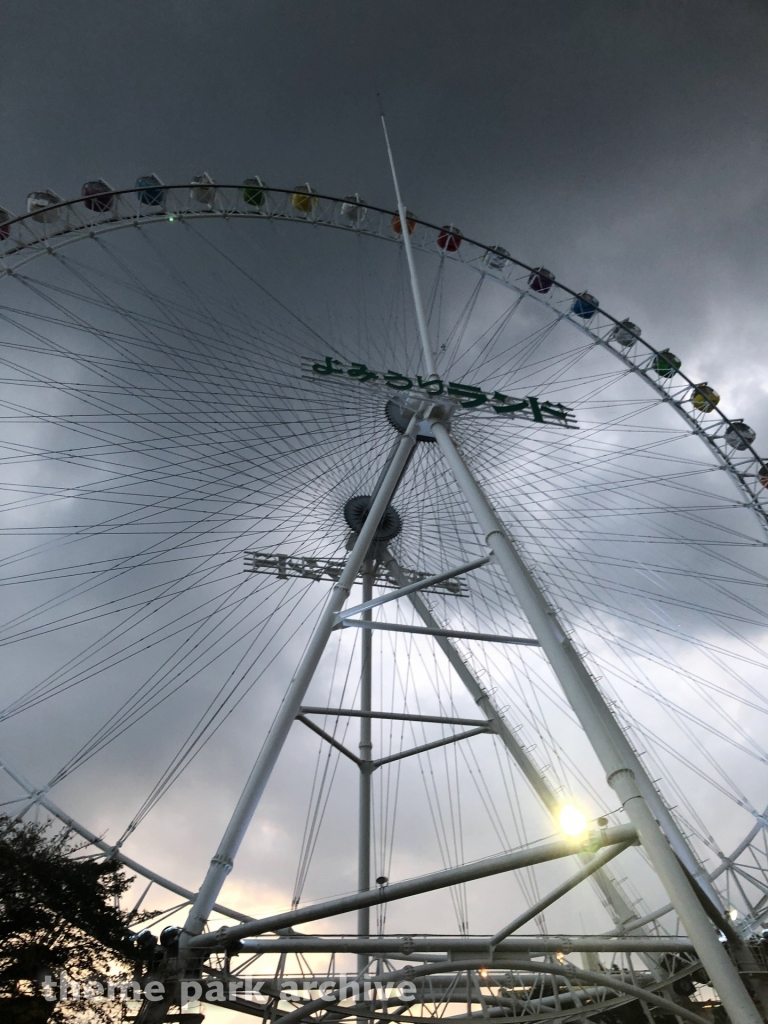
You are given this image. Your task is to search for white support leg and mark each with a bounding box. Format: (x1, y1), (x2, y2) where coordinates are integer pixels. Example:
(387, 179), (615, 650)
(182, 424), (419, 941)
(381, 110), (755, 1017)
(358, 559), (374, 981)
(429, 419), (762, 1024)
(382, 548), (654, 948)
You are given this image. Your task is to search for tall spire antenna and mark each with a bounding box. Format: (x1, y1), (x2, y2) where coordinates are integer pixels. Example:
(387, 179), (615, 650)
(379, 105), (438, 379)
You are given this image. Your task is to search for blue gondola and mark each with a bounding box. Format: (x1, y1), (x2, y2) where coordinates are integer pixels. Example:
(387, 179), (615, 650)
(571, 292), (599, 320)
(135, 174), (166, 207)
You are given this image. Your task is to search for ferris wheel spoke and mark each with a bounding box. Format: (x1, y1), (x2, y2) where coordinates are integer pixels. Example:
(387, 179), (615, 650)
(2, 185), (768, 1021)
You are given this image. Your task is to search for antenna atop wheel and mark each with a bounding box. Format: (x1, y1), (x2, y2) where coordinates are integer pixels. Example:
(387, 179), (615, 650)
(379, 108), (439, 380)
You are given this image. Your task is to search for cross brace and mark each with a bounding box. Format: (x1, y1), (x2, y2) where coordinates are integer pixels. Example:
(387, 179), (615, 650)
(296, 714), (491, 769)
(336, 554), (492, 620)
(337, 620), (540, 645)
(300, 707), (491, 728)
(188, 824), (637, 947)
(235, 935), (694, 955)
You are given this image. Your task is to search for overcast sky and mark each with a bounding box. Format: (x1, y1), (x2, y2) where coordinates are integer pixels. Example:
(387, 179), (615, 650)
(2, 1), (766, 417)
(3, 3), (768, 1018)
(4, 0), (768, 414)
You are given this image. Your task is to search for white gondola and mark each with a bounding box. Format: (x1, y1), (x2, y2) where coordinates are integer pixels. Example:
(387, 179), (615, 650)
(483, 245), (511, 269)
(27, 189), (63, 223)
(340, 194), (366, 224)
(610, 318), (641, 346)
(190, 173), (216, 206)
(725, 419), (756, 450)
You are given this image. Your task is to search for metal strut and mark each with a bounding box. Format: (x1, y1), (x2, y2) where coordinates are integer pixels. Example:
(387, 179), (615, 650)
(428, 422), (763, 1024)
(180, 423), (420, 944)
(379, 111), (763, 1024)
(188, 824), (638, 946)
(358, 557), (374, 981)
(381, 549), (647, 945)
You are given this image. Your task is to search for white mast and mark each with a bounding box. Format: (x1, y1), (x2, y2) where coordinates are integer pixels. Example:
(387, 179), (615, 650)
(379, 111), (763, 1024)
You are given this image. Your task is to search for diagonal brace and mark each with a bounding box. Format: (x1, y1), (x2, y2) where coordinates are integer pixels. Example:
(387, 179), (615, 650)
(336, 554), (492, 621)
(372, 726), (492, 768)
(188, 824), (637, 948)
(296, 715), (362, 767)
(300, 707), (491, 728)
(490, 839), (635, 948)
(337, 620), (539, 645)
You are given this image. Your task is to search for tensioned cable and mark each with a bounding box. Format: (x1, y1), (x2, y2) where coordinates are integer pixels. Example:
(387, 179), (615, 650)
(2, 207), (767, 938)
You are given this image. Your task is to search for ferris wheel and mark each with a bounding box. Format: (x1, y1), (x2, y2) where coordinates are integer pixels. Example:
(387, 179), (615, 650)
(2, 155), (768, 1024)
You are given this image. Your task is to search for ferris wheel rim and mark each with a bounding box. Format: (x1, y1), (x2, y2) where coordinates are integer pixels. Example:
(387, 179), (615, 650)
(2, 182), (766, 539)
(2, 181), (767, 988)
(2, 735), (762, 938)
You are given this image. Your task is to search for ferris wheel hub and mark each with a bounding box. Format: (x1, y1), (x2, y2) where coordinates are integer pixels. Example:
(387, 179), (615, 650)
(385, 395), (452, 441)
(343, 495), (402, 541)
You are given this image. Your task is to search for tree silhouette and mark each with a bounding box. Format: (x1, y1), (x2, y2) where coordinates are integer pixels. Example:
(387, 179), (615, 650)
(0, 814), (138, 1022)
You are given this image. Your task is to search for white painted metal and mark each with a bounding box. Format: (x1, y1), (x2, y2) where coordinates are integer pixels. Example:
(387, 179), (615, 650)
(380, 114), (437, 379)
(357, 558), (374, 979)
(338, 620), (539, 644)
(378, 125), (761, 1022)
(382, 550), (657, 948)
(4, 175), (768, 1018)
(429, 418), (763, 1024)
(336, 554), (491, 620)
(188, 823), (637, 947)
(236, 935), (694, 954)
(490, 840), (635, 946)
(300, 707), (489, 727)
(181, 423), (419, 941)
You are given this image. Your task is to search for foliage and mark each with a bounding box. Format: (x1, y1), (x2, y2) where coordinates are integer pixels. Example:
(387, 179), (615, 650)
(0, 814), (138, 1021)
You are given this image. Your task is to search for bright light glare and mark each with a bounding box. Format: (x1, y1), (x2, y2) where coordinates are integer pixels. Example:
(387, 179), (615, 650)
(558, 805), (589, 837)
(728, 908), (739, 921)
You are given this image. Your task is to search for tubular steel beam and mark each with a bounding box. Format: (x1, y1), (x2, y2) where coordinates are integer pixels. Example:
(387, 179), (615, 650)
(297, 718), (489, 770)
(188, 824), (637, 948)
(490, 840), (635, 947)
(337, 555), (492, 621)
(338, 620), (539, 645)
(429, 418), (760, 1024)
(181, 424), (420, 942)
(300, 707), (491, 728)
(376, 960), (710, 1024)
(296, 716), (362, 766)
(263, 956), (708, 1024)
(358, 558), (374, 979)
(384, 157), (754, 1020)
(382, 550), (653, 946)
(381, 112), (438, 379)
(236, 935), (695, 955)
(371, 727), (491, 768)
(381, 552), (557, 814)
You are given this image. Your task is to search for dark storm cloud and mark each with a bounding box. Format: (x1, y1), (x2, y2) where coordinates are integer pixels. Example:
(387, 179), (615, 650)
(2, 0), (767, 952)
(4, 0), (767, 411)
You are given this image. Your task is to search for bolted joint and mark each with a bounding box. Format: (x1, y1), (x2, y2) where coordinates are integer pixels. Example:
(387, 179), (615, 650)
(606, 767), (635, 786)
(211, 854), (233, 873)
(606, 767), (647, 816)
(198, 926), (230, 952)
